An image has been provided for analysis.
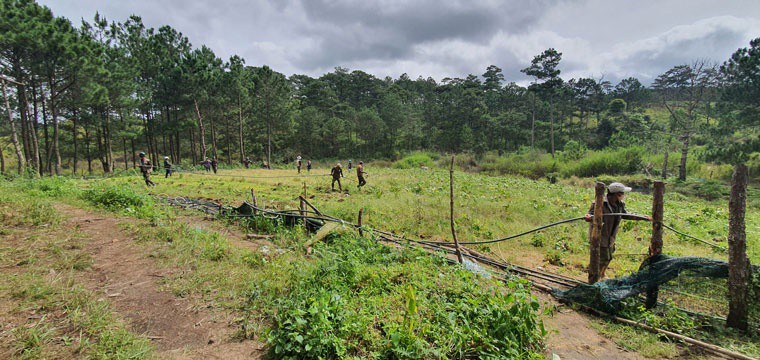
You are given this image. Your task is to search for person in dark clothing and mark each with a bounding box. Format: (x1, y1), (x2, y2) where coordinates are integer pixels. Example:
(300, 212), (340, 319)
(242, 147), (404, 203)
(356, 161), (367, 188)
(138, 152), (156, 187)
(163, 156), (173, 178)
(306, 160), (312, 173)
(296, 155), (302, 174)
(211, 157), (218, 174)
(584, 182), (651, 278)
(243, 157), (251, 168)
(330, 163), (344, 191)
(202, 158), (211, 172)
(347, 159), (353, 172)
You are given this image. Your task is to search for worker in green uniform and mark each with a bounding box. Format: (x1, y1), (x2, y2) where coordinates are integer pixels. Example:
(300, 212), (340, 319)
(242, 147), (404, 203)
(331, 163), (344, 191)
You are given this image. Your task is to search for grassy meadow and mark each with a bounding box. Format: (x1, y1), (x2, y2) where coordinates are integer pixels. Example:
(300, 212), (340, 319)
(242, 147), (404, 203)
(1, 161), (758, 358)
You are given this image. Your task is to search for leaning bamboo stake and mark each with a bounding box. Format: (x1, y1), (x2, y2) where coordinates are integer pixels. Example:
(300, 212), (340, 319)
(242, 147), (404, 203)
(588, 182), (605, 284)
(299, 195), (324, 216)
(449, 156), (464, 265)
(358, 208), (364, 237)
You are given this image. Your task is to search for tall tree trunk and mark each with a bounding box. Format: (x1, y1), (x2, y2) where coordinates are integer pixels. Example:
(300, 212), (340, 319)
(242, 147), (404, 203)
(194, 99), (207, 161)
(727, 164), (750, 331)
(174, 130), (180, 164)
(266, 97), (272, 168)
(72, 108), (78, 174)
(190, 127), (197, 165)
(531, 91), (536, 150)
(130, 138), (136, 169)
(225, 113), (232, 164)
(239, 93), (245, 162)
(550, 97), (555, 158)
(2, 80), (25, 174)
(84, 123), (92, 174)
(39, 87), (51, 174)
(123, 137), (128, 171)
(678, 132), (690, 181)
(210, 116), (218, 158)
(96, 119), (107, 173)
(46, 76), (62, 175)
(24, 85), (41, 176)
(105, 110), (113, 173)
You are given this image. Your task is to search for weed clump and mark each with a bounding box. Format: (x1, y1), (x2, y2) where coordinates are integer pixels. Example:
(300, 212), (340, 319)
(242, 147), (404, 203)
(256, 234), (545, 358)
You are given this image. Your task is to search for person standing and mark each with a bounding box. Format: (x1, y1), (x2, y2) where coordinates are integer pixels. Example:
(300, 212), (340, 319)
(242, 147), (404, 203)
(138, 152), (156, 187)
(243, 157), (251, 168)
(306, 160), (312, 173)
(584, 182), (651, 278)
(297, 155), (302, 174)
(202, 158), (211, 172)
(347, 159), (353, 172)
(356, 161), (367, 188)
(330, 163), (344, 192)
(163, 156), (173, 178)
(211, 157), (218, 174)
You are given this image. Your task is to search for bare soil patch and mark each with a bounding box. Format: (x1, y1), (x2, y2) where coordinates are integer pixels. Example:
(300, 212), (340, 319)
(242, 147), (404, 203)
(55, 204), (264, 359)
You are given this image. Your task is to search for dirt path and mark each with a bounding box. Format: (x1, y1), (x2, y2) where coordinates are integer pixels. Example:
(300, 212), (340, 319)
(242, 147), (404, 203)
(538, 293), (645, 360)
(55, 204), (264, 359)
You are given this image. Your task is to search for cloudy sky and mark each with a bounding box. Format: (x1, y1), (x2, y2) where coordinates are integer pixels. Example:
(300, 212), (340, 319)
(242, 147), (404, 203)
(37, 0), (760, 85)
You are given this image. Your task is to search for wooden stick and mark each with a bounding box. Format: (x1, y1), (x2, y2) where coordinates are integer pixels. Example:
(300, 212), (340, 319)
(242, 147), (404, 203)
(251, 188), (258, 215)
(449, 156), (464, 264)
(300, 198), (307, 230)
(299, 195), (324, 216)
(358, 208), (364, 237)
(588, 182), (605, 284)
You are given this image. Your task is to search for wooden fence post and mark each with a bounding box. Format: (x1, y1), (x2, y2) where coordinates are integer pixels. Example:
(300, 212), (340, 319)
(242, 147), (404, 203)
(358, 208), (364, 237)
(449, 156), (464, 265)
(251, 188), (258, 215)
(645, 181), (665, 308)
(300, 198), (307, 230)
(727, 164), (749, 331)
(588, 182), (605, 284)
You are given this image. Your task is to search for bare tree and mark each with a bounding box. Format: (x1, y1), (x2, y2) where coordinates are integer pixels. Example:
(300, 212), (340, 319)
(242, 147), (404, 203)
(652, 60), (719, 181)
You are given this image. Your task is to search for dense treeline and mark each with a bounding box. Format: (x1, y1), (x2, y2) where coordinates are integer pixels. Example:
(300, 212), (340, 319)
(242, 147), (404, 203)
(0, 0), (757, 179)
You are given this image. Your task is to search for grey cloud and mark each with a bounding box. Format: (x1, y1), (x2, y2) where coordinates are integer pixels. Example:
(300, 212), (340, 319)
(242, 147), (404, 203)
(292, 0), (558, 71)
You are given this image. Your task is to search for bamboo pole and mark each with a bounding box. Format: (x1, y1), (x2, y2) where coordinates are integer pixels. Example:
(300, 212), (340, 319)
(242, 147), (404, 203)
(588, 182), (605, 284)
(449, 156), (464, 264)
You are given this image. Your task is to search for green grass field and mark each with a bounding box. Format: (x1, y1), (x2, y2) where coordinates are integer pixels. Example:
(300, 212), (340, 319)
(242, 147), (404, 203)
(2, 164), (757, 358)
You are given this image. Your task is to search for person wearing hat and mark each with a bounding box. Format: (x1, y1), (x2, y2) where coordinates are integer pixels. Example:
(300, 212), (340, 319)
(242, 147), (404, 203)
(330, 163), (344, 192)
(584, 182), (651, 278)
(296, 155), (303, 174)
(356, 161), (367, 188)
(137, 152), (156, 187)
(163, 156), (173, 178)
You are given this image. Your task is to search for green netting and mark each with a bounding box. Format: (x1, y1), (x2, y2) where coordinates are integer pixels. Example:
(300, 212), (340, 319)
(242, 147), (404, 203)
(553, 254), (758, 314)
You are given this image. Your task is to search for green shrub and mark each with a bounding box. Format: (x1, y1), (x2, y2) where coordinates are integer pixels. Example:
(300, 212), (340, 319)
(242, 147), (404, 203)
(393, 152), (437, 169)
(82, 185), (149, 211)
(561, 147), (643, 178)
(259, 235), (545, 359)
